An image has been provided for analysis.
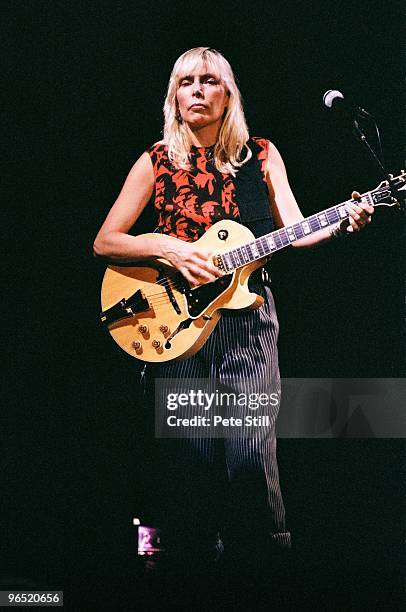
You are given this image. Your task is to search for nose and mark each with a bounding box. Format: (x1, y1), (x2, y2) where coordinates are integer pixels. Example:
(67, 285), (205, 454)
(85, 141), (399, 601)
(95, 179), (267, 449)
(192, 78), (204, 97)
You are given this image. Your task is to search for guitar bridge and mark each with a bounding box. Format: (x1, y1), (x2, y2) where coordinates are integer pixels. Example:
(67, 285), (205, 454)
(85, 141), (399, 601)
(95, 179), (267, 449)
(100, 289), (149, 326)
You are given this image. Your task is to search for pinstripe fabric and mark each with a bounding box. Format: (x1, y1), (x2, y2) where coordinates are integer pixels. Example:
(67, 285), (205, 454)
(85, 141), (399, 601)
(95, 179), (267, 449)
(154, 286), (291, 549)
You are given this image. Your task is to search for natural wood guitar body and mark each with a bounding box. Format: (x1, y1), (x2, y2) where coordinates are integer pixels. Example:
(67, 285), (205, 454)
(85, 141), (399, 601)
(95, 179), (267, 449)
(101, 220), (266, 362)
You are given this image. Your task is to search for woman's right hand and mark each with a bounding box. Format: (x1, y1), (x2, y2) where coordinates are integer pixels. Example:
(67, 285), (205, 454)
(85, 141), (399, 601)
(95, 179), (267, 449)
(161, 236), (223, 287)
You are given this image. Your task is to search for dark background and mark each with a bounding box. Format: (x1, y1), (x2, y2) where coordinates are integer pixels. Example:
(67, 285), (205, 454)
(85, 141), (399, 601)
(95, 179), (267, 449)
(3, 0), (404, 609)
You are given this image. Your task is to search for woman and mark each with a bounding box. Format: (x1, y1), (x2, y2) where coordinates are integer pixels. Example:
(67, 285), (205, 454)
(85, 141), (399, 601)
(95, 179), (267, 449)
(93, 47), (373, 565)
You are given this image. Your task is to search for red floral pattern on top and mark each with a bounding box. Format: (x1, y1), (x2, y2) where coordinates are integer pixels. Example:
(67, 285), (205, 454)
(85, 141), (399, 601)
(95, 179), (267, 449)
(148, 137), (269, 243)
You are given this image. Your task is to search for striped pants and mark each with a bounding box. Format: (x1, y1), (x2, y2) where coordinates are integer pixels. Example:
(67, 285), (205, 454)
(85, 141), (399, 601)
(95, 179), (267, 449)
(150, 285), (291, 552)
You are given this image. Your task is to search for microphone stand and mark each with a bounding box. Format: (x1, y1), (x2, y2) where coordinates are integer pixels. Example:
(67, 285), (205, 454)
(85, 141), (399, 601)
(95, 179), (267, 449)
(352, 115), (405, 210)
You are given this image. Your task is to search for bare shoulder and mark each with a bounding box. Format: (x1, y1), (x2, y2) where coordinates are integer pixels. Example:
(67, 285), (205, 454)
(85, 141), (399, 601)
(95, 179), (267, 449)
(124, 150), (155, 185)
(249, 137), (287, 176)
(261, 138), (303, 225)
(266, 141), (287, 174)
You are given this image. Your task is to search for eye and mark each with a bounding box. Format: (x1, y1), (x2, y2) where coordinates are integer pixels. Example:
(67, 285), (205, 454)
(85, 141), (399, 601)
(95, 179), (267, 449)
(206, 78), (219, 85)
(179, 79), (192, 87)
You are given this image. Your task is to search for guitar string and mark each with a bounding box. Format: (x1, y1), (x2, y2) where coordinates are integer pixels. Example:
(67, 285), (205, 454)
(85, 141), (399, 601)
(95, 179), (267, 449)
(126, 205), (357, 304)
(136, 200), (360, 294)
(128, 189), (389, 304)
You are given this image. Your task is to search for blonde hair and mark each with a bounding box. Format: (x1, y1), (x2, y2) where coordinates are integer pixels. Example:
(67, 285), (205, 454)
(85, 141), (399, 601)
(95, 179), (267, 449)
(162, 47), (251, 175)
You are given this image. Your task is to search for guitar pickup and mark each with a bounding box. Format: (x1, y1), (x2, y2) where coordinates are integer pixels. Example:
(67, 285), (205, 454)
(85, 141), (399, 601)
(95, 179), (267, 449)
(159, 272), (182, 315)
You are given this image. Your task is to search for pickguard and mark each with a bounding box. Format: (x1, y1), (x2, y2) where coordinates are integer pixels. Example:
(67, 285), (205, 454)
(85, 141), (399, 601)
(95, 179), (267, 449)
(185, 274), (233, 317)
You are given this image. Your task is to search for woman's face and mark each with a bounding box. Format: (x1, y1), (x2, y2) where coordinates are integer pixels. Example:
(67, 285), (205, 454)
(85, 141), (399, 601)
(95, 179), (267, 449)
(176, 68), (228, 132)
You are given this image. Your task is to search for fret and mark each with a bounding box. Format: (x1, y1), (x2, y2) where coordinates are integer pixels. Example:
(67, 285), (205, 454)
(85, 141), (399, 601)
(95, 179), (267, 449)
(273, 232), (283, 249)
(257, 239), (266, 257)
(326, 208), (340, 224)
(223, 253), (232, 271)
(364, 192), (373, 206)
(239, 249), (246, 264)
(250, 242), (260, 258)
(293, 223), (304, 240)
(245, 244), (254, 261)
(234, 249), (243, 266)
(286, 226), (297, 242)
(301, 220), (311, 234)
(278, 229), (290, 247)
(338, 204), (347, 219)
(309, 215), (321, 231)
(265, 235), (277, 251)
(229, 251), (238, 268)
(358, 195), (370, 206)
(317, 212), (328, 227)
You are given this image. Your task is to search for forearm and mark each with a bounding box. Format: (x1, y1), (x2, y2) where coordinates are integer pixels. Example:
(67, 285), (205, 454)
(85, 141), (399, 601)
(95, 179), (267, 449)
(93, 230), (180, 263)
(93, 229), (222, 285)
(291, 226), (333, 248)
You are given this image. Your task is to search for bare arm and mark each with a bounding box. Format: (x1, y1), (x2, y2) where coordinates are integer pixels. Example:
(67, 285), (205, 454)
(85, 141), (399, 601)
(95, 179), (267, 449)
(93, 152), (221, 286)
(265, 142), (373, 247)
(93, 152), (162, 259)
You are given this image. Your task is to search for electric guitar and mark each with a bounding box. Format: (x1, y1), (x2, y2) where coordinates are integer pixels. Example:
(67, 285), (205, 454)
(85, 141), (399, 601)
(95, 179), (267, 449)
(100, 173), (405, 362)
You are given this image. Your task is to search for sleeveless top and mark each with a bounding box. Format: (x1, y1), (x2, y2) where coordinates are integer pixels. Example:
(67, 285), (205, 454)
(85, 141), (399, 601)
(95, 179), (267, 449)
(147, 137), (273, 242)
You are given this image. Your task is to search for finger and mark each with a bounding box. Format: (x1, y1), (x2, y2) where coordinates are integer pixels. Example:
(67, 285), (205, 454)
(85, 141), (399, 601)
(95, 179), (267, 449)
(350, 192), (373, 222)
(348, 218), (360, 232)
(359, 202), (374, 215)
(195, 249), (213, 262)
(179, 266), (200, 287)
(347, 202), (372, 224)
(179, 261), (207, 285)
(190, 264), (218, 284)
(182, 273), (199, 287)
(346, 203), (363, 223)
(192, 253), (223, 276)
(184, 272), (216, 287)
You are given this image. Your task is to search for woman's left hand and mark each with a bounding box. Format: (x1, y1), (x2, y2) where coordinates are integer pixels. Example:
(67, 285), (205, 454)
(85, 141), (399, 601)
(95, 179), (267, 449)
(344, 191), (374, 233)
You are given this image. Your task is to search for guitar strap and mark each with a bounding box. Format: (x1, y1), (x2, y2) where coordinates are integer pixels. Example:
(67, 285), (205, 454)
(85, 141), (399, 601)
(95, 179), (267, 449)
(151, 139), (275, 286)
(234, 138), (275, 238)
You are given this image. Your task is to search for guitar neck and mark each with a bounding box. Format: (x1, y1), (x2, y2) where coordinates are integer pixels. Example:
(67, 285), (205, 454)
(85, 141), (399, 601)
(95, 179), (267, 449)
(220, 190), (376, 272)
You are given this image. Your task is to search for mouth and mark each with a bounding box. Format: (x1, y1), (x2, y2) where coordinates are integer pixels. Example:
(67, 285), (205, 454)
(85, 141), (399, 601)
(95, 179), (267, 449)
(189, 103), (207, 110)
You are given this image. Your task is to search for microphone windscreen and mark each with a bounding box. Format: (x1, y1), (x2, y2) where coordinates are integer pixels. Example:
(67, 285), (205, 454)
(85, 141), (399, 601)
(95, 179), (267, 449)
(323, 89), (344, 109)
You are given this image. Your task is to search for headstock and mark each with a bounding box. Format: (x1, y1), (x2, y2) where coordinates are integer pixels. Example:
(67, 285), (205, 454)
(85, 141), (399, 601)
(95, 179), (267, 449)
(371, 171), (406, 209)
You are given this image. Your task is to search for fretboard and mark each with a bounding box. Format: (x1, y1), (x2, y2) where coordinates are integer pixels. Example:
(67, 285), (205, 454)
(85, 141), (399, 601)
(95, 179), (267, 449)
(220, 191), (375, 272)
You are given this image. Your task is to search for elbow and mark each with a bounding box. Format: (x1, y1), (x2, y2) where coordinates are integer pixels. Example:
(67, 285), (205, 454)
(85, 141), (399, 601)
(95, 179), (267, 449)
(93, 234), (107, 259)
(93, 242), (102, 258)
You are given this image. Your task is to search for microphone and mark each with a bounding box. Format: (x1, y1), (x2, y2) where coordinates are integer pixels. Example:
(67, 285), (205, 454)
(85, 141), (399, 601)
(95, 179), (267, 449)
(322, 89), (369, 118)
(323, 89), (388, 180)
